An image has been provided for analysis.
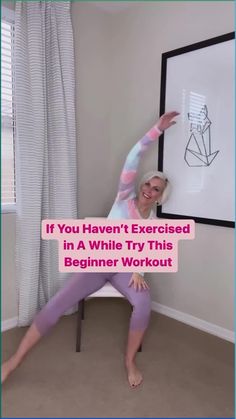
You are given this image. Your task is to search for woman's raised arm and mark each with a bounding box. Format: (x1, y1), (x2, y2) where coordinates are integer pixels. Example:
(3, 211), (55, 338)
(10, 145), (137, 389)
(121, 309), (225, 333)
(115, 111), (179, 202)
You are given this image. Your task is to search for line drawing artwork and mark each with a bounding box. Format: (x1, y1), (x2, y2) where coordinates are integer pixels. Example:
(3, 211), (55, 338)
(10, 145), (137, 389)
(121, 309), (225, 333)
(184, 105), (219, 167)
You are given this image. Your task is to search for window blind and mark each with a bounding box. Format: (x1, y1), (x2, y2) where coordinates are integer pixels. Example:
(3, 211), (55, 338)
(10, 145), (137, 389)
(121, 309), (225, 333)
(1, 16), (15, 205)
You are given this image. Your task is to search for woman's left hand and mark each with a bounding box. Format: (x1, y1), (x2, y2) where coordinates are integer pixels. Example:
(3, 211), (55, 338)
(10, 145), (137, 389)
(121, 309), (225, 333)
(128, 273), (149, 291)
(156, 111), (180, 132)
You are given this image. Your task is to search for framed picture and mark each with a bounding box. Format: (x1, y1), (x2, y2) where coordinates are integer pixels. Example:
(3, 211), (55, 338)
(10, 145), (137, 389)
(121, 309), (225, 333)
(157, 32), (235, 228)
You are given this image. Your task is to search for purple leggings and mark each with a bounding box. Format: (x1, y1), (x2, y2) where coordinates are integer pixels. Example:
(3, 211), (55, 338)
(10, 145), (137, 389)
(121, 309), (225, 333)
(34, 272), (151, 335)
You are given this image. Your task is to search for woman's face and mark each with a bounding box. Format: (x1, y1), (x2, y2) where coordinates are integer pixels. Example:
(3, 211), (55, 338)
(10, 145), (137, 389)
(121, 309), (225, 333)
(138, 176), (166, 207)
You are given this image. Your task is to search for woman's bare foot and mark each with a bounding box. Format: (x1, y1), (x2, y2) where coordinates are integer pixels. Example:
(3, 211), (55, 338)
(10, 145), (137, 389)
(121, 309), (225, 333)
(2, 357), (18, 384)
(126, 361), (143, 388)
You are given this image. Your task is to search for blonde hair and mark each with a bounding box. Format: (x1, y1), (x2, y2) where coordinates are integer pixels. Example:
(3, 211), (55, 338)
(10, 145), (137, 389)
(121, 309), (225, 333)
(138, 171), (171, 205)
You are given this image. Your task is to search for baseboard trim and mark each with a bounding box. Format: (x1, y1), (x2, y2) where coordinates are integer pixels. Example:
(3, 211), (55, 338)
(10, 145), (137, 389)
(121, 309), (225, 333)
(2, 305), (235, 343)
(152, 302), (235, 343)
(2, 316), (18, 332)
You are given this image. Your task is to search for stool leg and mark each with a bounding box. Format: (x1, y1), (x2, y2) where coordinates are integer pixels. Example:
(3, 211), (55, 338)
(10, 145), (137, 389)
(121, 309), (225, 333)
(81, 298), (85, 320)
(76, 300), (83, 352)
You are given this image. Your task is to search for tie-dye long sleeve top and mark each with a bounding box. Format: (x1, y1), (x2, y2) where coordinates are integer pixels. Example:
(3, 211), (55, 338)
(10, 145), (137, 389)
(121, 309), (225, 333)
(108, 125), (162, 220)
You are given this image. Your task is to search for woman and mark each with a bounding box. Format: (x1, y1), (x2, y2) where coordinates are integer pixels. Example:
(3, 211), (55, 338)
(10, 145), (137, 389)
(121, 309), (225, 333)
(2, 111), (179, 387)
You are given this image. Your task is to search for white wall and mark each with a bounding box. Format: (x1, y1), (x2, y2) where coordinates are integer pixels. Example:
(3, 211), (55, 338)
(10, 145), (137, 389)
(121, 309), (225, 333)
(2, 1), (234, 335)
(72, 3), (113, 218)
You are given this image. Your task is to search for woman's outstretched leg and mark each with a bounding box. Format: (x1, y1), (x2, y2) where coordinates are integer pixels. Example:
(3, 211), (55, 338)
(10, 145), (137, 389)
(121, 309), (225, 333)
(110, 273), (151, 388)
(2, 273), (107, 383)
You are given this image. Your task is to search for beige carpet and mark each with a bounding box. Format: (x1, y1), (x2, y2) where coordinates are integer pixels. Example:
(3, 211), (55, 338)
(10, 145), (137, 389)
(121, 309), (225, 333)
(2, 298), (234, 418)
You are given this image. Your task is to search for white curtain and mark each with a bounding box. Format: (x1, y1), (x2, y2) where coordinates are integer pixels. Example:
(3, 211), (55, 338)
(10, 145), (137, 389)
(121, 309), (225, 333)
(14, 1), (78, 325)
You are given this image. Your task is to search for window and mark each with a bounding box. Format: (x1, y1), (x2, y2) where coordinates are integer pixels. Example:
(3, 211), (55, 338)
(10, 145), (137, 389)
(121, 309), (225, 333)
(1, 6), (15, 212)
